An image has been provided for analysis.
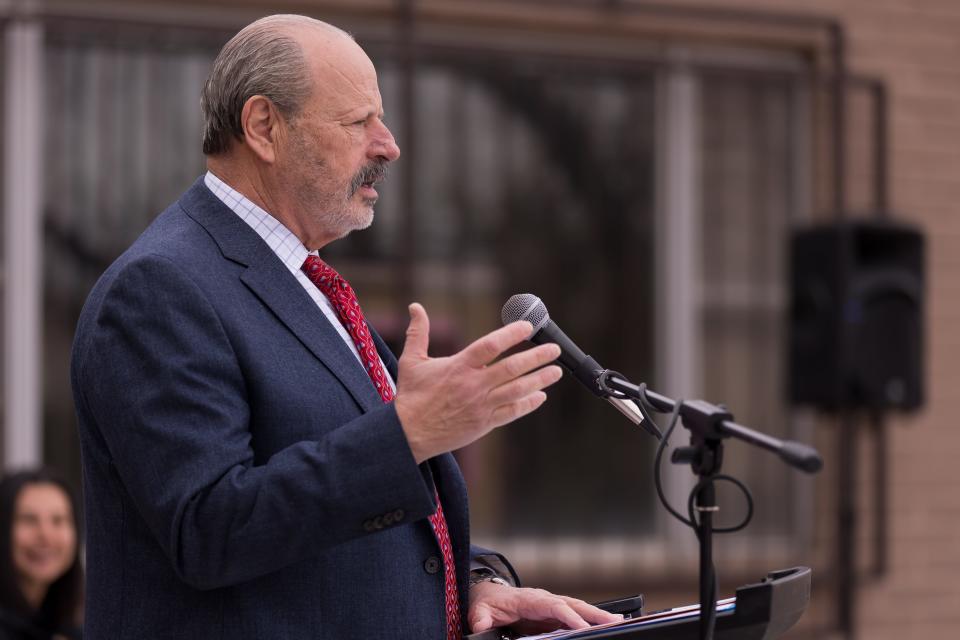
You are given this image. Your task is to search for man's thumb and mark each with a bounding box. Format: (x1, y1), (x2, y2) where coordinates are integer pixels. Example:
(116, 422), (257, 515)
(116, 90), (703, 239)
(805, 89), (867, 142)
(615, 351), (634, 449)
(469, 608), (494, 633)
(401, 302), (430, 360)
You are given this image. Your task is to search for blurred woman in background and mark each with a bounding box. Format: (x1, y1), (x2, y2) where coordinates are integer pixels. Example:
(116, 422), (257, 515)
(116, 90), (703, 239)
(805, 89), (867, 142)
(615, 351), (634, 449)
(0, 469), (82, 639)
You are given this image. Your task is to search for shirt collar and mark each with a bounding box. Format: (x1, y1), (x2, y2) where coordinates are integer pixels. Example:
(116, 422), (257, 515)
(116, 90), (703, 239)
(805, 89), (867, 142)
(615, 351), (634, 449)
(203, 171), (314, 275)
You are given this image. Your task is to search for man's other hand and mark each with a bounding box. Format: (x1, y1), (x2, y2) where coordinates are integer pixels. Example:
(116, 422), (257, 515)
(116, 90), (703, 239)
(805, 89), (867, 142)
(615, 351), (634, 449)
(468, 581), (623, 634)
(394, 302), (562, 464)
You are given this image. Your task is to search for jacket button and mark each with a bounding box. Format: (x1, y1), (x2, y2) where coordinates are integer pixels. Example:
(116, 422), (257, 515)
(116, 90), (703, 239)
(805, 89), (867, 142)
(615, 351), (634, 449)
(373, 516), (384, 530)
(424, 556), (441, 574)
(393, 509), (405, 521)
(383, 512), (395, 526)
(363, 520), (375, 532)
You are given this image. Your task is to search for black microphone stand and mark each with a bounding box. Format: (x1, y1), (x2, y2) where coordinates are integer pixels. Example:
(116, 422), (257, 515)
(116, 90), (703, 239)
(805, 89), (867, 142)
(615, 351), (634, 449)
(597, 372), (823, 640)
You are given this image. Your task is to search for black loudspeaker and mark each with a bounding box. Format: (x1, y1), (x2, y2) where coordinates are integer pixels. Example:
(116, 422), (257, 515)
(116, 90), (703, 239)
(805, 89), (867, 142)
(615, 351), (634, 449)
(789, 220), (925, 411)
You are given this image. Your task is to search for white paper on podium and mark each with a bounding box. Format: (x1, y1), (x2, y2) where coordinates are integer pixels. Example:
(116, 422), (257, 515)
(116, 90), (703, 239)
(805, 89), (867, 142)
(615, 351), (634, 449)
(515, 597), (736, 640)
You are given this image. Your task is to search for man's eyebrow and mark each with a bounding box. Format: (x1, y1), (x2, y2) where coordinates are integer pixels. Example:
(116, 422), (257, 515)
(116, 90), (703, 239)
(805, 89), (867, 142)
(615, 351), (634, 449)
(341, 107), (383, 120)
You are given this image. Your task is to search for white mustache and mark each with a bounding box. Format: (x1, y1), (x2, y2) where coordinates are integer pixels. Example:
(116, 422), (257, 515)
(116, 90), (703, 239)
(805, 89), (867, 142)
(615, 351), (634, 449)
(349, 161), (388, 195)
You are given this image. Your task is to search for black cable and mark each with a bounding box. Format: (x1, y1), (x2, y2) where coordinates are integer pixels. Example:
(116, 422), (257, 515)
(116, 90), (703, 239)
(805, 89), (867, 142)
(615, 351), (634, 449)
(652, 393), (694, 527)
(629, 382), (756, 640)
(687, 475), (754, 534)
(694, 558), (718, 639)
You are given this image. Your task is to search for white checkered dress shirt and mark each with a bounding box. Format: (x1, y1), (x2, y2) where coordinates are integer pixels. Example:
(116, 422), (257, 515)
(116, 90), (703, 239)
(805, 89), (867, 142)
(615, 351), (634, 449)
(204, 171), (396, 392)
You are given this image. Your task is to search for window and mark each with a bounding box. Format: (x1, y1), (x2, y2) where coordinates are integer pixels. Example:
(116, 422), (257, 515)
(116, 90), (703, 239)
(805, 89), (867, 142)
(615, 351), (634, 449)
(42, 24), (221, 482)
(34, 14), (813, 587)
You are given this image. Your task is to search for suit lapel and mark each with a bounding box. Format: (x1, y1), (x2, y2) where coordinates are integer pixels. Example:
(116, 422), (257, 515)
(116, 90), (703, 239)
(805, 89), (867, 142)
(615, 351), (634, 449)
(240, 265), (383, 413)
(179, 178), (382, 413)
(370, 328), (399, 381)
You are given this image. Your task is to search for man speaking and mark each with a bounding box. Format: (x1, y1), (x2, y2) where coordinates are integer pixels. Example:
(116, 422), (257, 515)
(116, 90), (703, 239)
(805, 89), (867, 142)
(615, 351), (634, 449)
(70, 14), (619, 639)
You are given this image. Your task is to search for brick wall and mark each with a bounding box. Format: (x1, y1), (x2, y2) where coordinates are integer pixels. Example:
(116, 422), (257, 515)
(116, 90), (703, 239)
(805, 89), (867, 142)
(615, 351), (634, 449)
(670, 1), (960, 637)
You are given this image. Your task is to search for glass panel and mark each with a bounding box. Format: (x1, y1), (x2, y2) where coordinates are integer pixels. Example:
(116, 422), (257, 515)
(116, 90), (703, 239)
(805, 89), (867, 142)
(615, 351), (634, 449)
(339, 59), (661, 538)
(699, 73), (800, 538)
(42, 29), (220, 484)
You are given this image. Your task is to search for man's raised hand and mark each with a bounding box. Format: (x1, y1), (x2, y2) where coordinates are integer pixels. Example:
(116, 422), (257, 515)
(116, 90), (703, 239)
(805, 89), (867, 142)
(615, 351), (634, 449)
(394, 303), (562, 463)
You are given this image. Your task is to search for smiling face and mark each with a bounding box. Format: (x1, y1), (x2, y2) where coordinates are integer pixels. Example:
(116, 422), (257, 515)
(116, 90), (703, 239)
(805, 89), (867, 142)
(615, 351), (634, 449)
(11, 483), (77, 593)
(276, 29), (401, 248)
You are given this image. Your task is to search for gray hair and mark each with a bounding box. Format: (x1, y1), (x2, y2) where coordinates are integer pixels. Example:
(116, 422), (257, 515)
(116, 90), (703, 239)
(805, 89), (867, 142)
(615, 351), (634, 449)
(200, 15), (341, 155)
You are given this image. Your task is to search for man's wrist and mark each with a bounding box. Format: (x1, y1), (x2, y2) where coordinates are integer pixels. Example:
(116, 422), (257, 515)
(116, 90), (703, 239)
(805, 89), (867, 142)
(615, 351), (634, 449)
(469, 568), (511, 589)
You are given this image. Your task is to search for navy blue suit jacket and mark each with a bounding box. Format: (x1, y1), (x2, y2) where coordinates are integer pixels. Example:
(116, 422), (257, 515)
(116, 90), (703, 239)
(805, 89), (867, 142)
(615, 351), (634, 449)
(71, 179), (504, 638)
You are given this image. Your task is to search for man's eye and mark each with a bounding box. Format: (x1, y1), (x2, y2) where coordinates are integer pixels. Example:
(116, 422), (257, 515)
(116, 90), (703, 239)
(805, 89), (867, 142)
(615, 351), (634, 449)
(352, 119), (367, 126)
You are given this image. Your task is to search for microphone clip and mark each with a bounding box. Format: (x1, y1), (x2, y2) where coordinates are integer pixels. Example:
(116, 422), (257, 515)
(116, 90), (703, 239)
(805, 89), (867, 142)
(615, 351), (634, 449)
(595, 370), (664, 440)
(596, 369), (632, 399)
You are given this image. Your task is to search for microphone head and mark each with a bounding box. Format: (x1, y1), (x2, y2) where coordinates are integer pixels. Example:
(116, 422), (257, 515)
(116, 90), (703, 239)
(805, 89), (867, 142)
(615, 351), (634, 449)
(502, 294), (550, 334)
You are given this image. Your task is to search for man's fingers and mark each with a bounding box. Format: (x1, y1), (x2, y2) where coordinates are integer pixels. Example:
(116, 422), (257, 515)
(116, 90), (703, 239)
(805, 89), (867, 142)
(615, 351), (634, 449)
(548, 602), (590, 630)
(467, 585), (618, 635)
(563, 597), (624, 625)
(487, 365), (562, 407)
(484, 343), (561, 387)
(518, 595), (589, 630)
(400, 303), (430, 361)
(459, 320), (533, 368)
(488, 391), (548, 427)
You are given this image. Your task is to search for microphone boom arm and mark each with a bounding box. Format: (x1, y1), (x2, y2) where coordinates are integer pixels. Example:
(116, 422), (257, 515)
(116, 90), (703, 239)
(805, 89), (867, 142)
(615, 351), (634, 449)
(599, 372), (823, 474)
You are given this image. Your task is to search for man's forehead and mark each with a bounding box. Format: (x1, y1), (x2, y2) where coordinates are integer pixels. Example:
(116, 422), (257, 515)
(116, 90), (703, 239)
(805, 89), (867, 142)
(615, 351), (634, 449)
(296, 30), (380, 113)
(291, 25), (372, 76)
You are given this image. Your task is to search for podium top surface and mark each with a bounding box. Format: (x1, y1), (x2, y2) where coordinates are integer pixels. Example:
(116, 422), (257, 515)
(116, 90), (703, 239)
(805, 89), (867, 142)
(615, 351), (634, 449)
(502, 567), (812, 640)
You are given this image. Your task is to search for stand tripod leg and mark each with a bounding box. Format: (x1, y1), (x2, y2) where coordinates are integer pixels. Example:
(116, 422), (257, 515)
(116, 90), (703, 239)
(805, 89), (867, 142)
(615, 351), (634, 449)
(871, 411), (888, 578)
(697, 482), (716, 640)
(837, 412), (857, 638)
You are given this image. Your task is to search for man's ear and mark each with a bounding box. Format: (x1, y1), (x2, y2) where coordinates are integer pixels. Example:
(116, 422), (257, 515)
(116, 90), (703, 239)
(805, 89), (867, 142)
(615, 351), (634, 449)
(240, 95), (285, 164)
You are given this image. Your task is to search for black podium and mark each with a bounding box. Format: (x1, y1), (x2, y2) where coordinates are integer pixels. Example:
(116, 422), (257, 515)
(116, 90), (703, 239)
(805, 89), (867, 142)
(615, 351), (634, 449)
(467, 567), (811, 640)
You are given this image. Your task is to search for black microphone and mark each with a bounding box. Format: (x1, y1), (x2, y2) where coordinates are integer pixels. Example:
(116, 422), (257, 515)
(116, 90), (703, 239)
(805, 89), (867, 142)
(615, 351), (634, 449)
(501, 294), (605, 394)
(501, 293), (655, 435)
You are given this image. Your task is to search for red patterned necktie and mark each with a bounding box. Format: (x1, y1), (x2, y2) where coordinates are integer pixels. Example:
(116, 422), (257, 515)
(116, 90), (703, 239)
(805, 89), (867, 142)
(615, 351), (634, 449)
(302, 256), (462, 640)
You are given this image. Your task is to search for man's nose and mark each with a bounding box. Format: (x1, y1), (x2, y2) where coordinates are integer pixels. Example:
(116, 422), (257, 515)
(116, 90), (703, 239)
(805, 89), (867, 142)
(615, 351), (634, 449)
(370, 121), (401, 162)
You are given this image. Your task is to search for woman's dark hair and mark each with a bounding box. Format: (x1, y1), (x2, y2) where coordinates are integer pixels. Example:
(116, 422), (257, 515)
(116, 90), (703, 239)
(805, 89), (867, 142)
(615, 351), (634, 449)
(0, 468), (83, 632)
